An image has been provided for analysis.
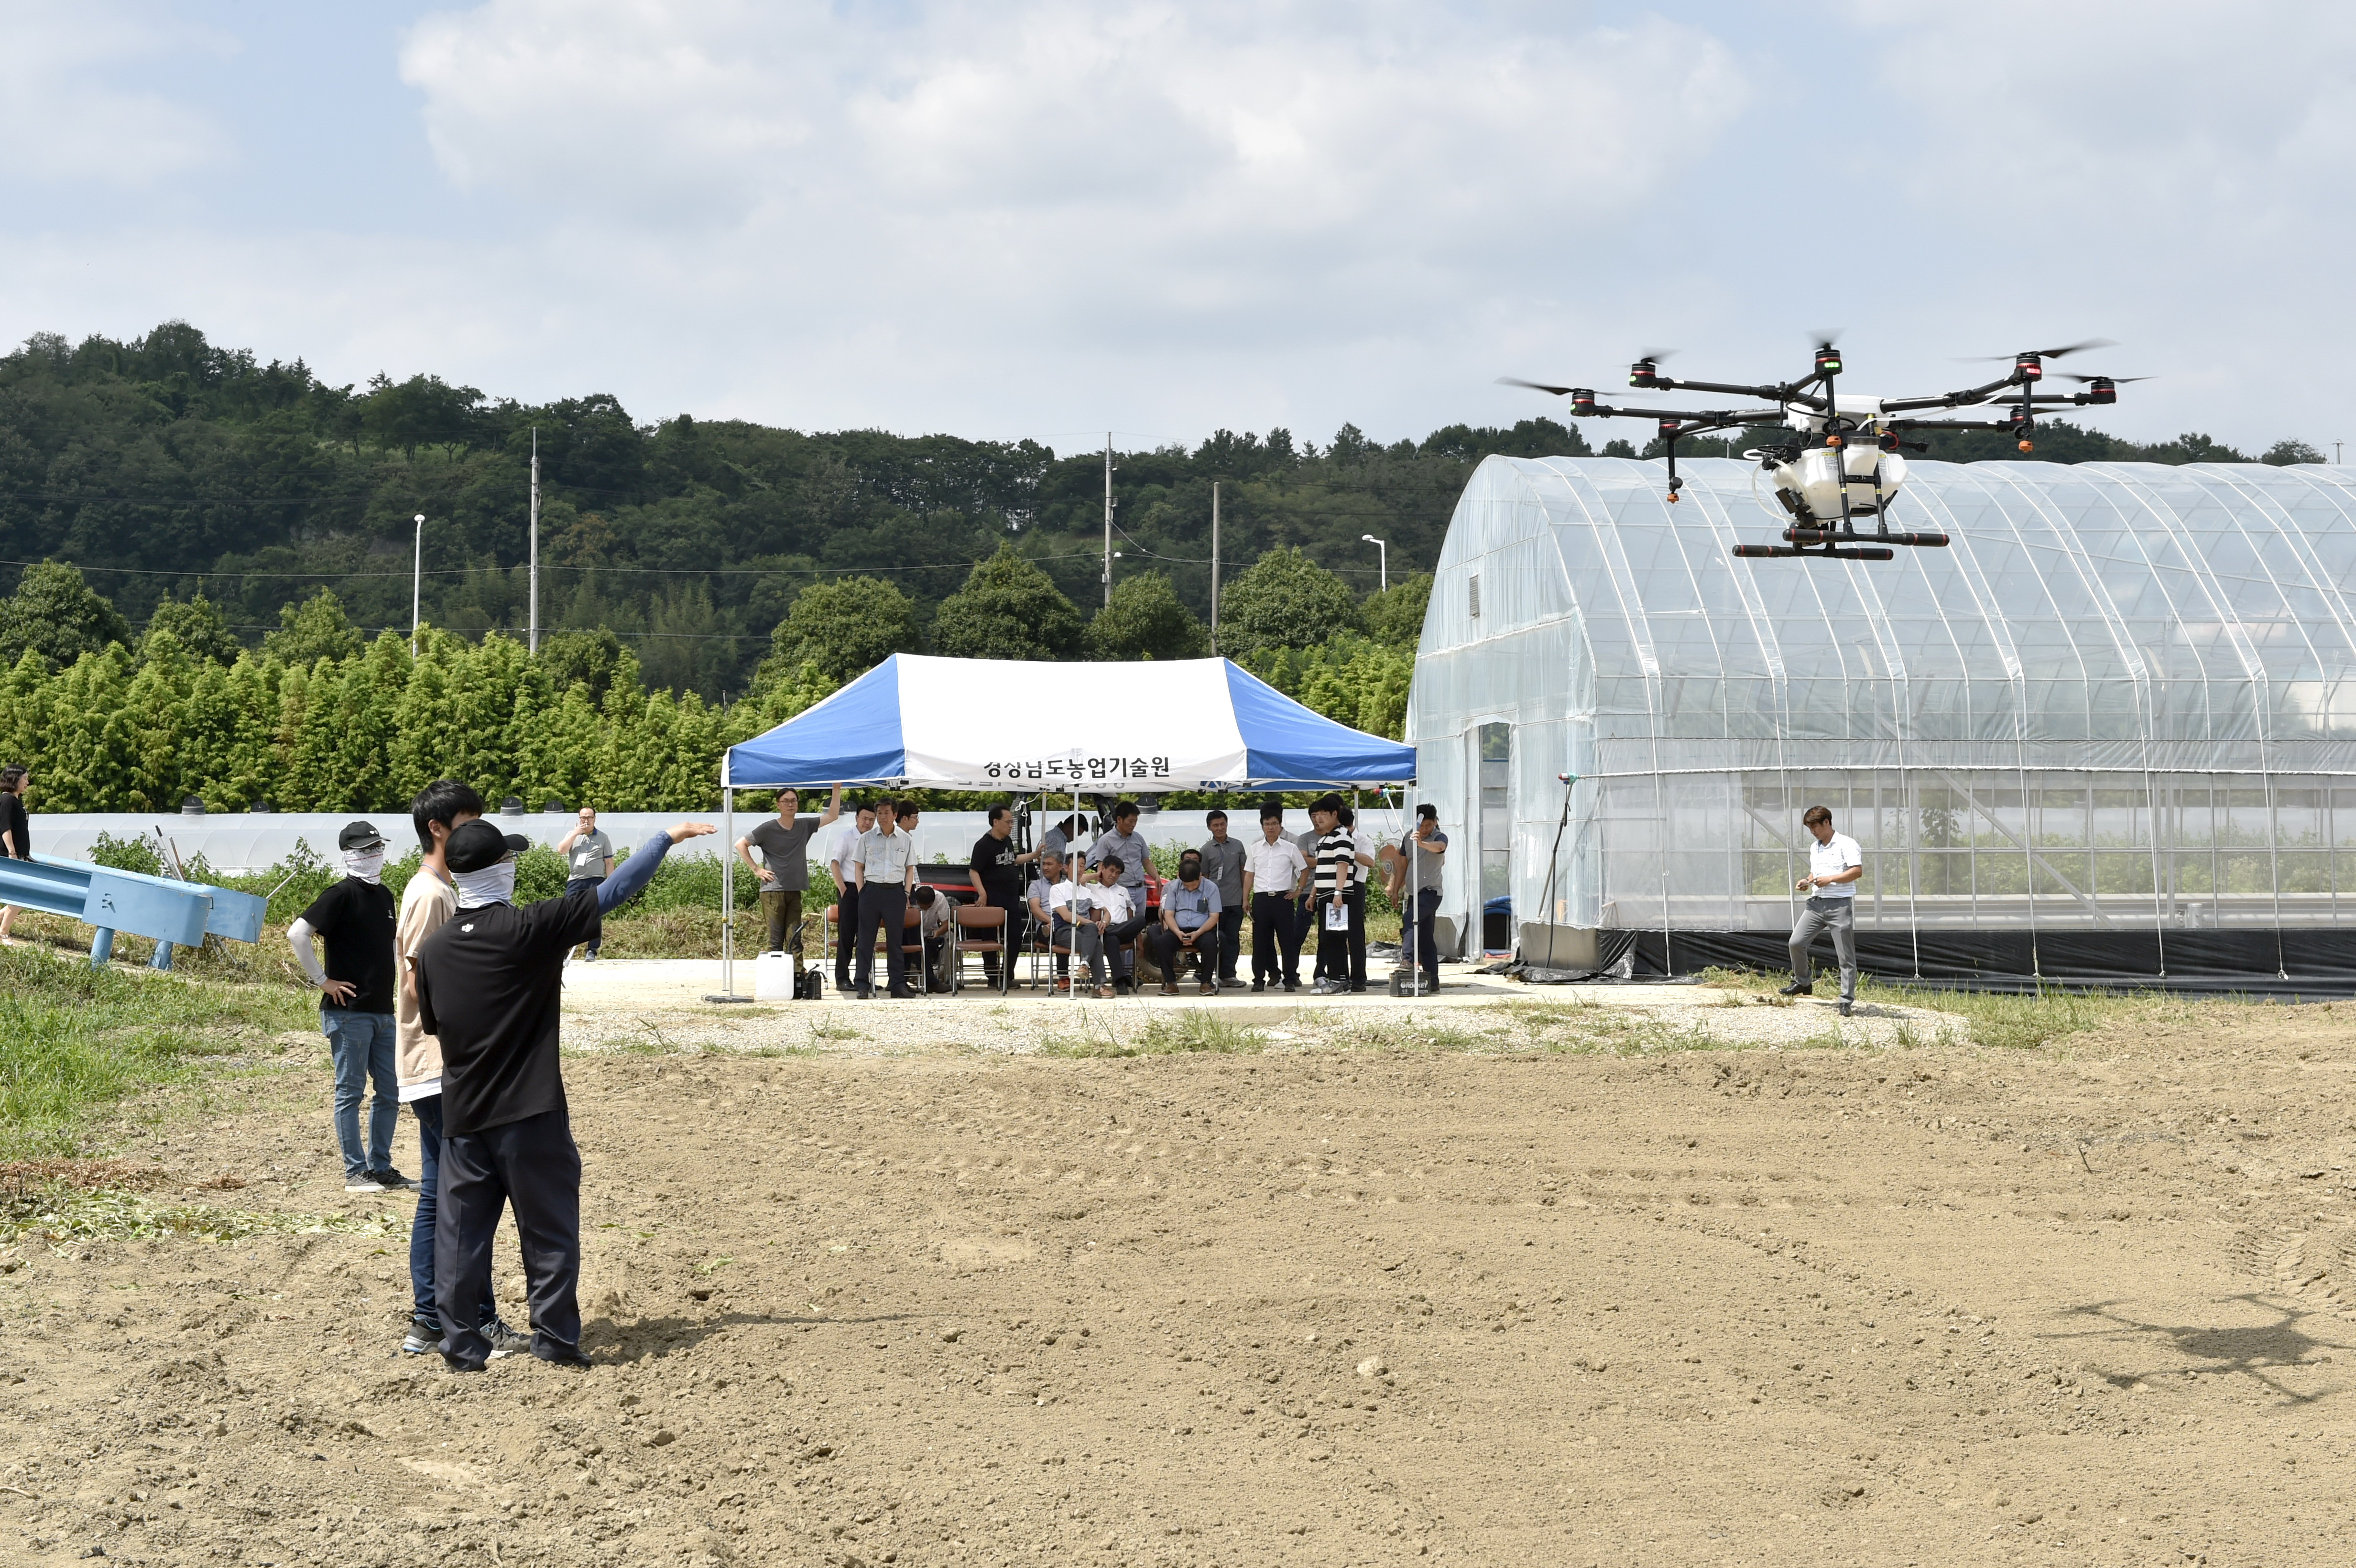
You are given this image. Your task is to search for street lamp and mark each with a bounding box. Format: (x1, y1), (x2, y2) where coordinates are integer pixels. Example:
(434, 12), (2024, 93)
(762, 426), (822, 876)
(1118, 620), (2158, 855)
(411, 513), (425, 655)
(1362, 533), (1388, 592)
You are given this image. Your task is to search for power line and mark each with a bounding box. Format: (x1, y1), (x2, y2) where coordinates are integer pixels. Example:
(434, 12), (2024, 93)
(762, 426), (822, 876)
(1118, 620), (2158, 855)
(3, 551), (1105, 581)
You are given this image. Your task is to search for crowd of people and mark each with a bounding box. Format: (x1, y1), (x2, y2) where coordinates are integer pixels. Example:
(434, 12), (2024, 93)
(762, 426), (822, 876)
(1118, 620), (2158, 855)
(725, 791), (1451, 1000)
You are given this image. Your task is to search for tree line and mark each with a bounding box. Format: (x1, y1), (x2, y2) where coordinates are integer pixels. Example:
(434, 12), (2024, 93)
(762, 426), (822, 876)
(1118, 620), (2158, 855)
(0, 544), (1425, 812)
(10, 321), (2312, 714)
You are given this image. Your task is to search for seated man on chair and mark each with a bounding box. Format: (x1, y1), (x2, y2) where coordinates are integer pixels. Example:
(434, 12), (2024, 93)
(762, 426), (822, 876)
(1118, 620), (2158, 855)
(910, 883), (959, 992)
(1144, 850), (1222, 997)
(1026, 850), (1076, 992)
(1070, 856), (1135, 998)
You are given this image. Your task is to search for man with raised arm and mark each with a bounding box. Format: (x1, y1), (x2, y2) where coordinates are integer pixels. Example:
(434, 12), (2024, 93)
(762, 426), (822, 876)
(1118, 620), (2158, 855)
(414, 815), (716, 1372)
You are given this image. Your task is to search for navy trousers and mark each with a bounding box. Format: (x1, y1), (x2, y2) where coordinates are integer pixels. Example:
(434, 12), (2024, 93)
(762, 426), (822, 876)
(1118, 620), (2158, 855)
(436, 1107), (583, 1369)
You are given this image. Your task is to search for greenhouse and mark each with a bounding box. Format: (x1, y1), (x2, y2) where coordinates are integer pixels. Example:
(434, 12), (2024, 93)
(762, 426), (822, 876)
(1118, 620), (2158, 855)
(1406, 455), (2356, 991)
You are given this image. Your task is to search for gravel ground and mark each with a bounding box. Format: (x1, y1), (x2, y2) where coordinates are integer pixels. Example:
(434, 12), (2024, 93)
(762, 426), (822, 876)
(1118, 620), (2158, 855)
(556, 961), (1969, 1057)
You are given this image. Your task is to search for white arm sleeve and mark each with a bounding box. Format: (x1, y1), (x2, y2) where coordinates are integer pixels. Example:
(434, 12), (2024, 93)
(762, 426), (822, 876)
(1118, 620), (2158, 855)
(287, 918), (327, 987)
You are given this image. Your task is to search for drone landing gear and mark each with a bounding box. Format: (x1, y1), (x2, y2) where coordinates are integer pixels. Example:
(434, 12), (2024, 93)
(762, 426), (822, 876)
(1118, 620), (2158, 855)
(1783, 528), (1948, 549)
(1733, 544), (1896, 561)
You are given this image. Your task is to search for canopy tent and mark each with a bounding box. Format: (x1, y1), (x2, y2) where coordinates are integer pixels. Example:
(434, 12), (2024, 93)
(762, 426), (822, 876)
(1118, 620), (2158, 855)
(724, 654), (1416, 791)
(708, 655), (1421, 1003)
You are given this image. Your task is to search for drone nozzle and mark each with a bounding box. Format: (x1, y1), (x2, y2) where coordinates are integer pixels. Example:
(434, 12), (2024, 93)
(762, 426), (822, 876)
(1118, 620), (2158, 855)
(2018, 438), (2035, 452)
(1629, 359), (1660, 389)
(1571, 388), (1596, 415)
(1826, 433), (1845, 447)
(1878, 430), (1901, 452)
(2015, 352), (2044, 381)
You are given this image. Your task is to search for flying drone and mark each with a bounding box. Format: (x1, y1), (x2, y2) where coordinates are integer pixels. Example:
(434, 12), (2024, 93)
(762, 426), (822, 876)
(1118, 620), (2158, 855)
(1501, 338), (2144, 561)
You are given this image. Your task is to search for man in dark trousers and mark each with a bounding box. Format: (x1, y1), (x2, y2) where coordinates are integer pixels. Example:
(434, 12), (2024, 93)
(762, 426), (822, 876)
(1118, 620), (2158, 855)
(415, 815), (714, 1370)
(968, 804), (1035, 988)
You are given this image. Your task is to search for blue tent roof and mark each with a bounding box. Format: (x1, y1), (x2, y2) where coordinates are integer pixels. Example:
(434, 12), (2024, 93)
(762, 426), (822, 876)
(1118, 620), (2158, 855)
(725, 654), (1414, 791)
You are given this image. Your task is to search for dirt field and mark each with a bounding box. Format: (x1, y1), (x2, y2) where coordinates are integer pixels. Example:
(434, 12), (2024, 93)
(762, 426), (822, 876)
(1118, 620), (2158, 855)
(5, 983), (2356, 1567)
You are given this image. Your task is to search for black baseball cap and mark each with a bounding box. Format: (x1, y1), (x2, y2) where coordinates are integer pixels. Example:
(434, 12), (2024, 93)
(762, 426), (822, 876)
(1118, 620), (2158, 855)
(447, 820), (531, 873)
(338, 821), (386, 852)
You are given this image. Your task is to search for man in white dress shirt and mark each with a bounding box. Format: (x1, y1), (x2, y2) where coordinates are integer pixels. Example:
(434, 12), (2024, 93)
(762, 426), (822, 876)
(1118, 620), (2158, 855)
(1784, 804), (1863, 1016)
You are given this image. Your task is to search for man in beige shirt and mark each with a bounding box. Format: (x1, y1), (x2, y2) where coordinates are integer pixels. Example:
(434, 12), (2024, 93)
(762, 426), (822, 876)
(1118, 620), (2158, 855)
(394, 781), (524, 1360)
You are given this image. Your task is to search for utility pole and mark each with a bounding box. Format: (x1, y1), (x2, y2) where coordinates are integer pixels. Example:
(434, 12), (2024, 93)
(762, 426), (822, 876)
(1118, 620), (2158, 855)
(1102, 433), (1114, 607)
(1362, 533), (1388, 592)
(2338, 440), (2345, 465)
(411, 512), (425, 656)
(528, 428), (540, 653)
(1210, 481), (1221, 654)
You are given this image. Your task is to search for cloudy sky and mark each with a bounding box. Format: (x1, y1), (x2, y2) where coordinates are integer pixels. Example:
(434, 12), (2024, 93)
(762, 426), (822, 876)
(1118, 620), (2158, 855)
(1, 0), (2347, 455)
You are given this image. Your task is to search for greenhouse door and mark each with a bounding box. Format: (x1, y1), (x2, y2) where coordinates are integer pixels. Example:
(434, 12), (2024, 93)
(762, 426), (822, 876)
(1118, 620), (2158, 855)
(1477, 722), (1512, 955)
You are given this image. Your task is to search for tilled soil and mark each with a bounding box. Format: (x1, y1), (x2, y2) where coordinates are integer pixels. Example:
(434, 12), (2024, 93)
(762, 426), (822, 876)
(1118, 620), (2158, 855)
(5, 1004), (2356, 1567)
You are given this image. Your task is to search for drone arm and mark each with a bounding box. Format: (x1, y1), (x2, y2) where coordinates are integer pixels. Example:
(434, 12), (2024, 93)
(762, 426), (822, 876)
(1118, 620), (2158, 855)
(1652, 377), (1793, 402)
(1878, 375), (2025, 414)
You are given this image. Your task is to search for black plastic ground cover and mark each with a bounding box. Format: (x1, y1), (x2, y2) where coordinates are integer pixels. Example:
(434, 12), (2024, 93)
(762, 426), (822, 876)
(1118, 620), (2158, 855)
(1621, 928), (2356, 996)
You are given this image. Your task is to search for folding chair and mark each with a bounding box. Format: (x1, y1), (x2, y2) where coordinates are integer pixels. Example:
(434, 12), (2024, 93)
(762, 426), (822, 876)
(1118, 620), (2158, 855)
(1025, 914), (1074, 991)
(951, 904), (1010, 994)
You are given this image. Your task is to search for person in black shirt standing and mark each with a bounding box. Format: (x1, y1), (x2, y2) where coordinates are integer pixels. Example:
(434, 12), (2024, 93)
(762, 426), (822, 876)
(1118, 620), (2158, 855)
(415, 815), (712, 1370)
(288, 821), (407, 1193)
(968, 804), (1035, 988)
(0, 764), (30, 944)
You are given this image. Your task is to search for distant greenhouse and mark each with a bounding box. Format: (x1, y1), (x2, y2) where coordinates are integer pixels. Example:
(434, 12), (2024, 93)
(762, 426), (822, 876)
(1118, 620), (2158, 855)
(1406, 456), (2356, 991)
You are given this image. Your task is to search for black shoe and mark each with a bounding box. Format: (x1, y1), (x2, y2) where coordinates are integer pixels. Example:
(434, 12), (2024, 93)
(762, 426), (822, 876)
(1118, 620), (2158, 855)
(887, 985), (917, 999)
(1250, 980), (1265, 993)
(855, 986), (873, 1000)
(1283, 980), (1299, 992)
(1838, 1000), (1854, 1017)
(400, 1318), (443, 1356)
(1777, 980), (1812, 997)
(1347, 983), (1368, 993)
(483, 1318), (532, 1360)
(367, 1166), (414, 1190)
(534, 1342), (593, 1369)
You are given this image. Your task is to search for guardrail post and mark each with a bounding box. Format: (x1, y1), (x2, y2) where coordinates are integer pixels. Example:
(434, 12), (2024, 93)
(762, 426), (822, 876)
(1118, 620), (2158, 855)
(89, 927), (115, 967)
(150, 939), (175, 972)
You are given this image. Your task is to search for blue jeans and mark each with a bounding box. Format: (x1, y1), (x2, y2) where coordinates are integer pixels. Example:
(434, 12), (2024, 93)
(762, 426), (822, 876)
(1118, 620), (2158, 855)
(409, 1094), (502, 1329)
(323, 1010), (398, 1178)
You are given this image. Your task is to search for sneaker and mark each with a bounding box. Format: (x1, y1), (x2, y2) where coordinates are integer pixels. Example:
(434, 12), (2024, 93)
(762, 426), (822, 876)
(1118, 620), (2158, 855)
(535, 1342), (593, 1369)
(1777, 980), (1812, 997)
(1198, 979), (1217, 996)
(367, 1166), (415, 1190)
(400, 1319), (443, 1356)
(344, 1172), (388, 1193)
(1310, 979), (1346, 996)
(483, 1319), (532, 1360)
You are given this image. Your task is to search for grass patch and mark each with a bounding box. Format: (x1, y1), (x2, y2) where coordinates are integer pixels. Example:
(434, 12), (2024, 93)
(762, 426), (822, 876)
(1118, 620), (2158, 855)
(0, 946), (308, 1161)
(1694, 963), (2201, 1052)
(1039, 1008), (1267, 1059)
(0, 1180), (407, 1246)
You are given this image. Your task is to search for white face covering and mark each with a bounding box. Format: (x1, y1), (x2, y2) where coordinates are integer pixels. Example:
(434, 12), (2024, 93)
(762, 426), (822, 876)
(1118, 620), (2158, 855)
(452, 861), (517, 910)
(344, 849), (386, 884)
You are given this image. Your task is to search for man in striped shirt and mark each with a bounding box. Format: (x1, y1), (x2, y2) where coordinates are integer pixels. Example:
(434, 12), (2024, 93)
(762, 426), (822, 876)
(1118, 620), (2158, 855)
(1308, 794), (1366, 995)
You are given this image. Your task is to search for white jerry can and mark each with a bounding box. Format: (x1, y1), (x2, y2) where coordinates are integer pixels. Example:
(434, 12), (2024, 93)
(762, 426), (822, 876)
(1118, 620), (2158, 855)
(753, 949), (800, 1001)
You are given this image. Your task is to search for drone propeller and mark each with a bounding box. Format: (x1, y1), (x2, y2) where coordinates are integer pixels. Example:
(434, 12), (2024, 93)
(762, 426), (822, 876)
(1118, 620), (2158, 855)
(1496, 376), (1578, 395)
(1635, 347), (1680, 363)
(1955, 337), (2117, 362)
(1808, 327), (1845, 350)
(2059, 373), (2151, 384)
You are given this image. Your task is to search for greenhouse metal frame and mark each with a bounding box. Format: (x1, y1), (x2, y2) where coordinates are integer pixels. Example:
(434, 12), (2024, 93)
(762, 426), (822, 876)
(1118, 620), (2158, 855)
(1406, 455), (2356, 991)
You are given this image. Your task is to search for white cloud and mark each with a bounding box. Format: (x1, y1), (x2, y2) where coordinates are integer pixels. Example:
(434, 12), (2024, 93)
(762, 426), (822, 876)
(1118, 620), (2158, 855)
(393, 0), (1750, 364)
(0, 2), (229, 185)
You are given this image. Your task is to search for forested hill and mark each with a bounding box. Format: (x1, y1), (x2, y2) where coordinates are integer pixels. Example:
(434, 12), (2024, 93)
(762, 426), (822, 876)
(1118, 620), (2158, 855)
(0, 322), (2321, 703)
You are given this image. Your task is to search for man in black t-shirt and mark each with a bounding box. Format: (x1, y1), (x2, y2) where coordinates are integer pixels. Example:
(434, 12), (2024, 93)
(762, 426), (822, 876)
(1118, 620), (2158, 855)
(968, 804), (1035, 987)
(415, 815), (713, 1370)
(288, 821), (405, 1193)
(0, 763), (31, 945)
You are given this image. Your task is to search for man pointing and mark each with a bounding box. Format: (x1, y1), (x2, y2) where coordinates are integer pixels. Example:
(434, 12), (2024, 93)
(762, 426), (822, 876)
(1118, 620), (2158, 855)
(415, 815), (715, 1371)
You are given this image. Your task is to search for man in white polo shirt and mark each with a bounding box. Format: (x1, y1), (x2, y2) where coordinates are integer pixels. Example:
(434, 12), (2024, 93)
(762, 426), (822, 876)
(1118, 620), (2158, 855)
(1785, 804), (1863, 1015)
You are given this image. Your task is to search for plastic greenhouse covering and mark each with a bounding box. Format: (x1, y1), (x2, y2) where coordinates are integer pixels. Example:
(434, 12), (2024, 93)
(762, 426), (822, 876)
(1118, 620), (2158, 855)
(1407, 456), (2356, 989)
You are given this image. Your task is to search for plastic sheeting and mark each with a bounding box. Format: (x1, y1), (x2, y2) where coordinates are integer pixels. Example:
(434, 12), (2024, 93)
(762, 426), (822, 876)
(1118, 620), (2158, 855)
(1407, 455), (2356, 986)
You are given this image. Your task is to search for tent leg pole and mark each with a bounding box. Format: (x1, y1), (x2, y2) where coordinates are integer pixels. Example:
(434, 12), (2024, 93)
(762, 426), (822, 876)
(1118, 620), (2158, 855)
(705, 784), (753, 1003)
